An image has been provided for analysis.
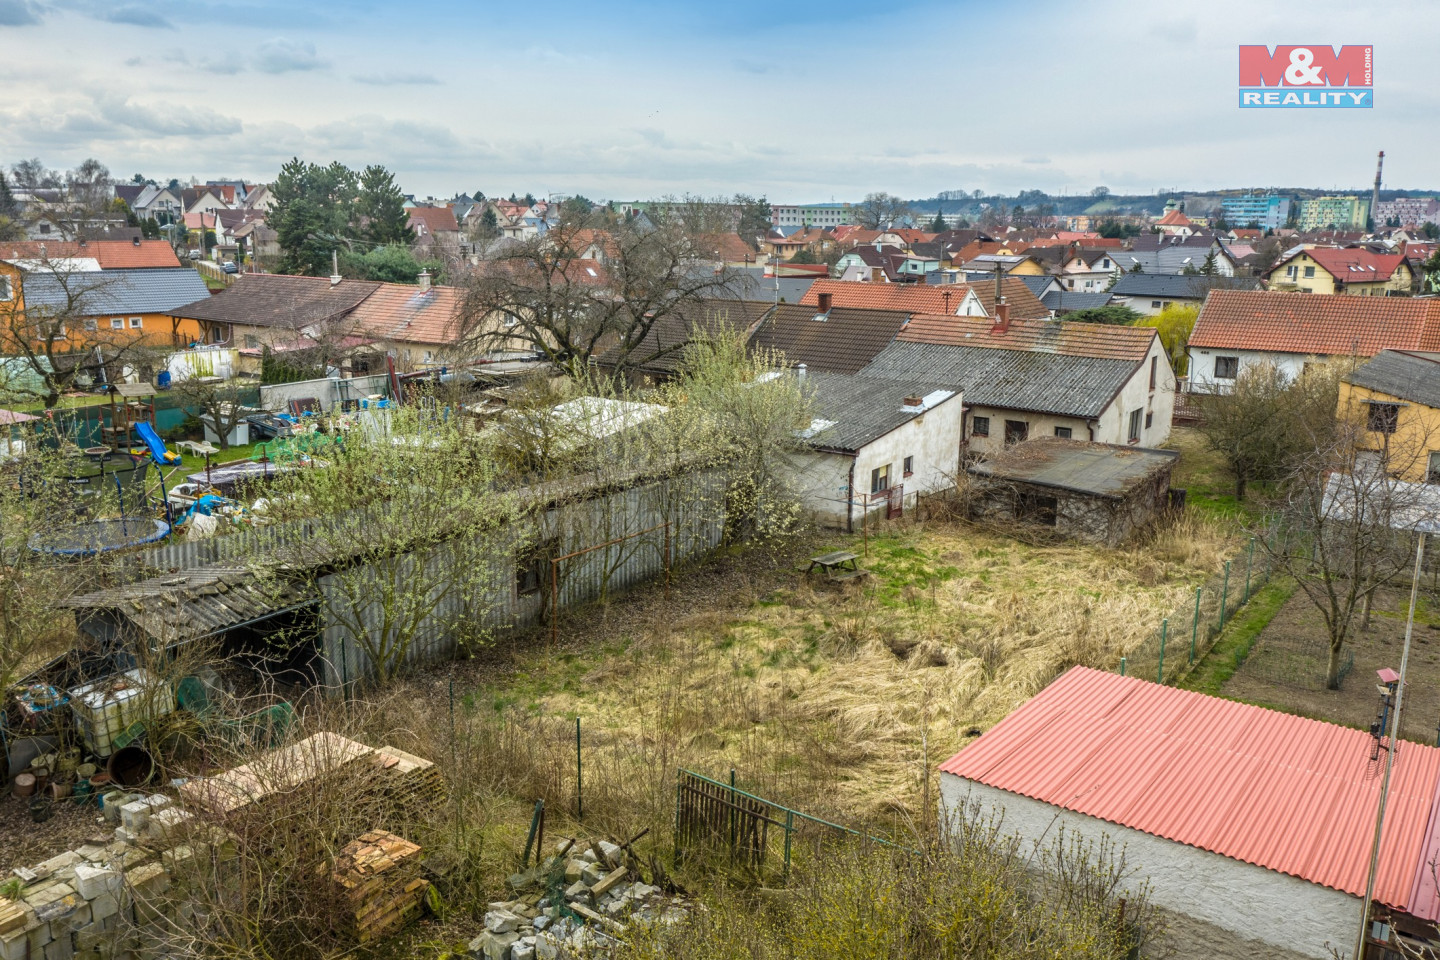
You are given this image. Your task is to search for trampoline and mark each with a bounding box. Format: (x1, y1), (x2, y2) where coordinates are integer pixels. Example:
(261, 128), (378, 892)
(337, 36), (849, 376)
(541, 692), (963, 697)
(29, 518), (171, 557)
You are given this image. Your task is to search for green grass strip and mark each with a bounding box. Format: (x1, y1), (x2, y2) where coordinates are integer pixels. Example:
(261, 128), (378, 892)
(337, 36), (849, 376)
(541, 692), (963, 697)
(1179, 575), (1296, 697)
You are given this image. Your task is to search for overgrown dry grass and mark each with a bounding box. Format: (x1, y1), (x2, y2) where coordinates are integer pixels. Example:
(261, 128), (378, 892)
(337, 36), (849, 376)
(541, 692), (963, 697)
(337, 512), (1237, 923)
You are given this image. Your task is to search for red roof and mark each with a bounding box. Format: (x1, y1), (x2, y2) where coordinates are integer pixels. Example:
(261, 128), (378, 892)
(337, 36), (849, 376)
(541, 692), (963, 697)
(800, 278), (973, 315)
(900, 313), (1155, 361)
(1156, 208), (1193, 226)
(350, 282), (463, 346)
(0, 408), (39, 425)
(941, 667), (1440, 917)
(407, 206), (459, 236)
(1191, 290), (1440, 356)
(0, 240), (180, 269)
(1278, 247), (1410, 284)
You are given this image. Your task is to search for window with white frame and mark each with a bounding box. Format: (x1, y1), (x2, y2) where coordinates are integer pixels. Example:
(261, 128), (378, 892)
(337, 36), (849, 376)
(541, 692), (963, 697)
(128, 317), (143, 329)
(110, 318), (124, 329)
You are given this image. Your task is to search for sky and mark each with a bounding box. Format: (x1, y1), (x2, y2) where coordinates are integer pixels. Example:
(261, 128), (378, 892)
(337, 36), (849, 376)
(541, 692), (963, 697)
(0, 0), (1434, 202)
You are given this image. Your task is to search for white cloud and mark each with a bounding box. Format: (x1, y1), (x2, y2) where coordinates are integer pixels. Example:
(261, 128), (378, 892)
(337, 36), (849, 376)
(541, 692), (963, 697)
(254, 37), (325, 74)
(0, 0), (40, 26)
(98, 5), (173, 29)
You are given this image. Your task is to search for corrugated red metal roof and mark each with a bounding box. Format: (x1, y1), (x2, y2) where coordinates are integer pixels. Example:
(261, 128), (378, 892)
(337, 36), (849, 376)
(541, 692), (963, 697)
(940, 667), (1440, 918)
(1191, 290), (1440, 356)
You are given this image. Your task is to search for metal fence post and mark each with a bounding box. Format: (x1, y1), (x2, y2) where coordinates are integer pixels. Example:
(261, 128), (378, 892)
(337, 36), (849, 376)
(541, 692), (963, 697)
(1120, 656), (1127, 677)
(1158, 619), (1168, 683)
(728, 768), (737, 861)
(1244, 537), (1256, 603)
(575, 717), (583, 820)
(783, 808), (795, 883)
(1190, 587), (1202, 663)
(1220, 561), (1232, 629)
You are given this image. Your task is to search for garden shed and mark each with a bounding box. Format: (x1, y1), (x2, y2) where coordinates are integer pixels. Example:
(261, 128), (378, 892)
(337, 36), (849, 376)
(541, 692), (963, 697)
(966, 438), (1176, 545)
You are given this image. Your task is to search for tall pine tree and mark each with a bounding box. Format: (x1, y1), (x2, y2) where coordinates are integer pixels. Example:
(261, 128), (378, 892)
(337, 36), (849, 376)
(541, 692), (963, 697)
(356, 165), (414, 245)
(270, 158), (359, 276)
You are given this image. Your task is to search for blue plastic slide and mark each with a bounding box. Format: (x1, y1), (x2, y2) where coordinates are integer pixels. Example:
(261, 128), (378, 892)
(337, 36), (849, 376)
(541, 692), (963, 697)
(133, 421), (183, 465)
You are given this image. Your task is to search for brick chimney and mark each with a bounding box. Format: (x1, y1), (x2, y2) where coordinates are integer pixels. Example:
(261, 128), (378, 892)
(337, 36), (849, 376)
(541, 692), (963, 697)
(418, 270), (432, 292)
(817, 291), (832, 313)
(993, 301), (1011, 334)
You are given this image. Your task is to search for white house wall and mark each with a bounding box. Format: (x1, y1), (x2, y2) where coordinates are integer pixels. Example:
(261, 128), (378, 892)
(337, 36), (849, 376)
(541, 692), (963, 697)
(940, 774), (1357, 960)
(1187, 348), (1310, 395)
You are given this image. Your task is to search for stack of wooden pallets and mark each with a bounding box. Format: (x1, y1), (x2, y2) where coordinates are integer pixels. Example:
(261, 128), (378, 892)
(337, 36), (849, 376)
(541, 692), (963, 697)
(330, 830), (429, 943)
(373, 745), (446, 806)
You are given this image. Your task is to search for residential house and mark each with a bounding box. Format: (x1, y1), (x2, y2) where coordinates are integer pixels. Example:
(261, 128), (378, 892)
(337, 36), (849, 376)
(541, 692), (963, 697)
(788, 371), (963, 530)
(1338, 350), (1440, 481)
(1187, 289), (1440, 393)
(215, 210), (269, 261)
(1266, 246), (1417, 296)
(407, 206), (461, 257)
(1108, 272), (1261, 316)
(966, 440), (1178, 545)
(128, 185), (182, 223)
(941, 666), (1440, 960)
(180, 187), (231, 217)
(962, 253), (1046, 277)
(860, 313), (1173, 454)
(232, 221), (279, 263)
(346, 274), (481, 373)
(1116, 233), (1239, 276)
(1056, 248), (1122, 292)
(241, 185), (274, 214)
(765, 228), (832, 261)
(1041, 290), (1113, 315)
(799, 278), (986, 317)
(834, 245), (907, 283)
(0, 262), (214, 352)
(690, 233), (762, 268)
(747, 303), (913, 375)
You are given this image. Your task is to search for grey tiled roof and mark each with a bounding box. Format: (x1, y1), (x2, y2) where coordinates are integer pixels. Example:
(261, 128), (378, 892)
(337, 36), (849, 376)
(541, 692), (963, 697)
(1015, 274), (1061, 298)
(1041, 291), (1113, 313)
(595, 300), (775, 376)
(859, 339), (1137, 419)
(21, 267), (212, 315)
(168, 274), (381, 329)
(1109, 273), (1260, 298)
(1344, 350), (1440, 410)
(804, 371), (958, 452)
(749, 304), (911, 374)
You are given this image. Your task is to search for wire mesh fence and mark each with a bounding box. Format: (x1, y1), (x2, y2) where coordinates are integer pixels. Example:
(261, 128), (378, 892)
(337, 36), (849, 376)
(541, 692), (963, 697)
(1121, 533), (1277, 685)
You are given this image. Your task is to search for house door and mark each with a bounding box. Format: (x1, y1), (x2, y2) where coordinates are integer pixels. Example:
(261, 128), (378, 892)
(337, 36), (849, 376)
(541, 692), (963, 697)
(886, 484), (904, 520)
(1005, 420), (1029, 444)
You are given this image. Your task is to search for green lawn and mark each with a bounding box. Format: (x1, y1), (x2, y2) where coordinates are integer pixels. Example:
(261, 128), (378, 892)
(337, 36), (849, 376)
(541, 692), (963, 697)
(1178, 576), (1296, 696)
(1165, 426), (1268, 524)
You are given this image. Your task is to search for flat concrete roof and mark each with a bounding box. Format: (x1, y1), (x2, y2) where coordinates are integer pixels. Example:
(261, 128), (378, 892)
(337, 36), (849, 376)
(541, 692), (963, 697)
(967, 439), (1178, 500)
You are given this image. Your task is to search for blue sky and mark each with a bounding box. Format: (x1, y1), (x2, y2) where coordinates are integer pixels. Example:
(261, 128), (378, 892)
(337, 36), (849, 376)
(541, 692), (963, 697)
(0, 0), (1434, 201)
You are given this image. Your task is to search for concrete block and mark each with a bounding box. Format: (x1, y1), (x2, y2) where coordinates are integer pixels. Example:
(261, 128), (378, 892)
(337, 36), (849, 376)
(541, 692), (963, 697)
(0, 923), (38, 960)
(118, 802), (151, 834)
(36, 853), (82, 877)
(43, 934), (74, 960)
(88, 893), (119, 923)
(73, 865), (120, 901)
(159, 847), (193, 874)
(53, 900), (91, 934)
(145, 809), (191, 843)
(483, 909), (522, 934)
(124, 864), (168, 900)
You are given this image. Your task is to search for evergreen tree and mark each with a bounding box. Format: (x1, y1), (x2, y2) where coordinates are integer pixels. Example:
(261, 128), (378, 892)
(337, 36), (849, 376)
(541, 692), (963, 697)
(477, 207), (499, 239)
(270, 158), (359, 276)
(0, 174), (17, 219)
(929, 209), (946, 232)
(355, 165), (414, 245)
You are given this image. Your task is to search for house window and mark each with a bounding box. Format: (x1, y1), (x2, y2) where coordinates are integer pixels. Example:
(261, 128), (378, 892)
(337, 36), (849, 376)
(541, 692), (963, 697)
(244, 335), (259, 349)
(1054, 426), (1072, 438)
(37, 223), (50, 235)
(1304, 266), (1316, 279)
(1145, 411), (1154, 429)
(1367, 402), (1400, 435)
(129, 317), (142, 329)
(903, 455), (913, 477)
(1149, 356), (1158, 390)
(1017, 492), (1058, 527)
(870, 463), (891, 494)
(1102, 259), (1111, 269)
(1286, 265), (1298, 278)
(972, 415), (990, 437)
(1128, 409), (1143, 443)
(1151, 300), (1163, 308)
(1004, 420), (1028, 444)
(1428, 452), (1440, 484)
(83, 319), (98, 331)
(110, 318), (124, 329)
(1214, 356), (1239, 379)
(516, 536), (560, 597)
(0, 277), (10, 301)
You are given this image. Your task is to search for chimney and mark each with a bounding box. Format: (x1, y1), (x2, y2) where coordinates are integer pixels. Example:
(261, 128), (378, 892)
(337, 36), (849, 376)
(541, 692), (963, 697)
(133, 236), (141, 247)
(817, 291), (832, 313)
(330, 249), (342, 286)
(796, 362), (807, 382)
(418, 270), (432, 292)
(903, 394), (923, 408)
(993, 302), (1011, 334)
(78, 238), (87, 248)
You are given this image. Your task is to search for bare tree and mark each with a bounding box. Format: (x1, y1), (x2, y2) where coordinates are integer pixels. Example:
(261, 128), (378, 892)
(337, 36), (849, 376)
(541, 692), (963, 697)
(173, 374), (252, 450)
(457, 213), (735, 377)
(854, 192), (912, 230)
(1195, 362), (1302, 501)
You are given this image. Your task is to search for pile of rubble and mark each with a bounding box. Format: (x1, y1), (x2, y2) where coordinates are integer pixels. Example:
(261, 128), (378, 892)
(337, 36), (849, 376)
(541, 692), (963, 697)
(468, 838), (686, 960)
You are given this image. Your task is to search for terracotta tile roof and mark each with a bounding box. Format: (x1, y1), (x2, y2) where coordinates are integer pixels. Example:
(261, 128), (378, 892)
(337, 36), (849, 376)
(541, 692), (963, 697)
(183, 211), (216, 230)
(1190, 290), (1440, 356)
(1274, 246), (1410, 283)
(407, 206), (460, 236)
(954, 239), (1029, 262)
(889, 229), (935, 244)
(1230, 228), (1264, 240)
(940, 666), (1440, 919)
(968, 276), (1052, 321)
(693, 233), (758, 262)
(166, 273), (381, 329)
(898, 313), (1155, 361)
(799, 278), (973, 315)
(0, 240), (180, 269)
(748, 304), (912, 374)
(349, 282), (464, 345)
(1156, 208), (1193, 226)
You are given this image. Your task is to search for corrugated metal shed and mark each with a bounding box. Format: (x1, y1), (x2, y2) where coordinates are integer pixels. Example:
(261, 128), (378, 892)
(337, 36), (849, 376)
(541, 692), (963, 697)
(64, 567), (314, 644)
(941, 666), (1440, 919)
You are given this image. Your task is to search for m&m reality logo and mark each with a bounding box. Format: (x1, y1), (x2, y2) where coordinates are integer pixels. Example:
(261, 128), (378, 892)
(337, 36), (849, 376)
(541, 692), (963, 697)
(1238, 45), (1373, 108)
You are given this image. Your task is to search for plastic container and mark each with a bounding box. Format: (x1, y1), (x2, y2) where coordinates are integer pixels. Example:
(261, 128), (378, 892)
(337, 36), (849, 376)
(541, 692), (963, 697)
(68, 668), (173, 758)
(12, 773), (35, 799)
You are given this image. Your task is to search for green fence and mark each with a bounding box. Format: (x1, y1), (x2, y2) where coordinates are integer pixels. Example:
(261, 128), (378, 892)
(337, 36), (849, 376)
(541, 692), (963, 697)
(1121, 534), (1277, 685)
(674, 769), (906, 883)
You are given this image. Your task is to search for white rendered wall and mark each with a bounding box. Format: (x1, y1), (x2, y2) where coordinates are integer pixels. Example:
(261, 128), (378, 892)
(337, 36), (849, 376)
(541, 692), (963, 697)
(940, 773), (1358, 960)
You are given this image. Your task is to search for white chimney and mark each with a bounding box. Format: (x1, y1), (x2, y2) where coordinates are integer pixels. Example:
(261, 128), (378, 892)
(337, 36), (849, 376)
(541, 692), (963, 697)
(796, 362), (807, 382)
(330, 249), (342, 286)
(418, 270), (431, 292)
